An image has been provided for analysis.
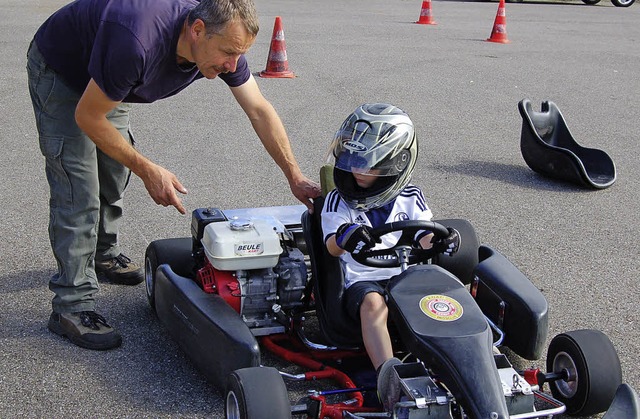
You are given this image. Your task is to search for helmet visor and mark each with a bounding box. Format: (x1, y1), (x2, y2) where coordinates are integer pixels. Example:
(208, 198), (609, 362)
(333, 131), (412, 177)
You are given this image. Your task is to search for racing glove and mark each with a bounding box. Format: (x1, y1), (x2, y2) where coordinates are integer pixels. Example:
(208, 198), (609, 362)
(335, 223), (380, 254)
(431, 227), (460, 257)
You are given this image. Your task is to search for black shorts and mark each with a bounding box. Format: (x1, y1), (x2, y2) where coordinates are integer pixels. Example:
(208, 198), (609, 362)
(344, 280), (389, 321)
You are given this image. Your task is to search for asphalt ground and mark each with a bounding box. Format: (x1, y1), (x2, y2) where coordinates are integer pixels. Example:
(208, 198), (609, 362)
(1, 0), (638, 417)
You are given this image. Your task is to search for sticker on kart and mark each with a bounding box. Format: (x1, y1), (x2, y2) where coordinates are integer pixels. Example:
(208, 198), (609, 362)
(419, 294), (463, 321)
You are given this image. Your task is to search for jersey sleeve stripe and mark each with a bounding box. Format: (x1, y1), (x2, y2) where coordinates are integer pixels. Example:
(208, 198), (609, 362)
(400, 187), (427, 211)
(325, 190), (341, 213)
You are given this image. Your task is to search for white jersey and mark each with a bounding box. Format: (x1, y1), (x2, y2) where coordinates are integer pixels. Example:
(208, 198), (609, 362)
(321, 184), (433, 289)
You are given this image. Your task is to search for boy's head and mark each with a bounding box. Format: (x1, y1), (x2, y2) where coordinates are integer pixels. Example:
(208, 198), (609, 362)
(329, 103), (417, 210)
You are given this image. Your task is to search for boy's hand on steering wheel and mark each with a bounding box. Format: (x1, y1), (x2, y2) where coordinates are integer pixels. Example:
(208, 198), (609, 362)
(432, 227), (460, 257)
(336, 223), (380, 254)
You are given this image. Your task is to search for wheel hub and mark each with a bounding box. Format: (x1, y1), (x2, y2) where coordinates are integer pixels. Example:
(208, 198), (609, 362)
(552, 350), (579, 398)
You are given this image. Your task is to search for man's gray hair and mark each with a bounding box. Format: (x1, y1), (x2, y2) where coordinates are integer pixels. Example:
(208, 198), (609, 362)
(188, 0), (259, 37)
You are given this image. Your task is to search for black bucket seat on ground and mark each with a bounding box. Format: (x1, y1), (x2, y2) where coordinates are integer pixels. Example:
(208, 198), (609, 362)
(519, 98), (616, 189)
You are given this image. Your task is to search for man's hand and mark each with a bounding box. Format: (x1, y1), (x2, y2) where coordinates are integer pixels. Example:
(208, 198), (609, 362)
(75, 80), (188, 215)
(335, 223), (380, 254)
(140, 162), (188, 214)
(290, 176), (321, 213)
(229, 77), (321, 213)
(431, 227), (460, 257)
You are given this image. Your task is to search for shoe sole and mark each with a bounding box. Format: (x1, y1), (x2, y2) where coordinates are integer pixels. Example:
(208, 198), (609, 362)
(48, 317), (122, 351)
(377, 357), (403, 413)
(96, 271), (144, 286)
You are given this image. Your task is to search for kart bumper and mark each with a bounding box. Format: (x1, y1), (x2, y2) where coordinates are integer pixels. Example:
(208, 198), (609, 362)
(155, 263), (260, 390)
(603, 384), (640, 418)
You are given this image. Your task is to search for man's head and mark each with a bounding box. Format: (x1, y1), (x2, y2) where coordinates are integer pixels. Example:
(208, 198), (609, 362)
(329, 103), (418, 211)
(184, 0), (259, 79)
(188, 0), (259, 36)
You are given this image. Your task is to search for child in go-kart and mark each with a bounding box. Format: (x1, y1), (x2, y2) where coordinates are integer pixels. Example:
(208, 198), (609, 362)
(321, 103), (460, 411)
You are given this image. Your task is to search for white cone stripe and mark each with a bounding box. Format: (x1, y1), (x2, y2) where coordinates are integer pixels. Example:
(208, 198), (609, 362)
(268, 51), (288, 61)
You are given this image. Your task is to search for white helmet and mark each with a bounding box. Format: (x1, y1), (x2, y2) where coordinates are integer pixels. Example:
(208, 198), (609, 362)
(328, 103), (418, 210)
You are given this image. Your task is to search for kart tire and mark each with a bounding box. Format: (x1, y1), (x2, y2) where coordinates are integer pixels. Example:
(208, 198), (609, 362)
(225, 367), (291, 419)
(144, 245), (159, 312)
(546, 329), (622, 416)
(581, 0), (602, 4)
(144, 237), (194, 313)
(611, 0), (635, 7)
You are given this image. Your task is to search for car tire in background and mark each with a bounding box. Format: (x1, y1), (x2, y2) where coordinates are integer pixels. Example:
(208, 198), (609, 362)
(610, 0), (635, 7)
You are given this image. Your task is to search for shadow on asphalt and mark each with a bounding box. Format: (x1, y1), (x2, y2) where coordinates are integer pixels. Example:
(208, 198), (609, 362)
(433, 159), (596, 192)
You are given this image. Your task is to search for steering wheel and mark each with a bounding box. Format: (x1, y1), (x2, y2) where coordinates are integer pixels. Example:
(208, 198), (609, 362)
(352, 220), (450, 268)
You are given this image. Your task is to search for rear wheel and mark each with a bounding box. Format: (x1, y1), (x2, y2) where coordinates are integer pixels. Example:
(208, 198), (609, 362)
(581, 0), (602, 4)
(225, 367), (291, 419)
(546, 329), (622, 416)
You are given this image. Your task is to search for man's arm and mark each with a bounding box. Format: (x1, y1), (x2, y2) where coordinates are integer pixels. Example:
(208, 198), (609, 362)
(229, 75), (320, 211)
(75, 79), (188, 214)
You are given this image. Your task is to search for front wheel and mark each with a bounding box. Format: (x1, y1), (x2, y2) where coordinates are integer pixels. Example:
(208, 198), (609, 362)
(144, 238), (195, 313)
(546, 329), (622, 416)
(581, 0), (602, 4)
(144, 244), (160, 312)
(225, 367), (291, 419)
(611, 0), (635, 7)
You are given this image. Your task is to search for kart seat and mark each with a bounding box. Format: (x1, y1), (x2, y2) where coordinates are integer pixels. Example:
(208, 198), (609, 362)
(518, 98), (616, 189)
(301, 197), (363, 348)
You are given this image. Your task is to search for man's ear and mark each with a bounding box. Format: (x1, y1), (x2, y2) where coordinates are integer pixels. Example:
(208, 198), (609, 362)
(190, 18), (206, 39)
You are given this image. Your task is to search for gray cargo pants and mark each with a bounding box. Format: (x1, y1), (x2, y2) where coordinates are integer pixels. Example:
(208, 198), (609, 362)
(27, 42), (133, 313)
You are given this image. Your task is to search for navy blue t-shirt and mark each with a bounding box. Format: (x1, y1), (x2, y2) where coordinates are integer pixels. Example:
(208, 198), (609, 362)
(34, 0), (251, 103)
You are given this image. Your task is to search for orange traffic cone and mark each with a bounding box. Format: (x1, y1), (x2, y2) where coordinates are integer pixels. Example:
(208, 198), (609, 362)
(260, 16), (295, 78)
(487, 0), (509, 43)
(415, 0), (437, 25)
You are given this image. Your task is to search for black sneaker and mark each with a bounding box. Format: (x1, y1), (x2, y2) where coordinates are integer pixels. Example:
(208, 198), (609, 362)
(48, 311), (122, 350)
(377, 357), (403, 414)
(95, 254), (144, 285)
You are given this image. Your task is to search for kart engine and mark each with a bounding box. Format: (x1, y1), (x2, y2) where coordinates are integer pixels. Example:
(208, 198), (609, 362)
(191, 208), (307, 336)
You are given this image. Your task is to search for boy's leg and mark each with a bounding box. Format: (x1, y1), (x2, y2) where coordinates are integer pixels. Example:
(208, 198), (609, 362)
(360, 292), (393, 370)
(345, 282), (401, 412)
(345, 281), (393, 370)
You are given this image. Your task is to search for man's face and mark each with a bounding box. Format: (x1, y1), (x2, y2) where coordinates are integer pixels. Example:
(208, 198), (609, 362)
(191, 19), (255, 79)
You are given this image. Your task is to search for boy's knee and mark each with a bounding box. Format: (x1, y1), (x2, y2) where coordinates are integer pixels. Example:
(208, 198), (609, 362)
(360, 292), (387, 316)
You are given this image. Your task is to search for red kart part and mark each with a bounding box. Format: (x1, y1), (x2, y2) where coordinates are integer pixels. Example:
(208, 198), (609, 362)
(196, 260), (241, 313)
(261, 334), (379, 418)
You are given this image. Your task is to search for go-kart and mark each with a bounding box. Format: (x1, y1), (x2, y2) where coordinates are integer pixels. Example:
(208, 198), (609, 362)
(144, 198), (639, 418)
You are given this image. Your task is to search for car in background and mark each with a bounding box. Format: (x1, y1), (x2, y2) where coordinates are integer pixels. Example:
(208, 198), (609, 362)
(507, 0), (635, 7)
(582, 0), (634, 6)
